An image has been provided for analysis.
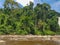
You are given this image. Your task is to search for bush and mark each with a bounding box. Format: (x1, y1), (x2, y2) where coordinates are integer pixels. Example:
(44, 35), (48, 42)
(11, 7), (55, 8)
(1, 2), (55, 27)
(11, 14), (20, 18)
(44, 30), (56, 35)
(34, 30), (43, 35)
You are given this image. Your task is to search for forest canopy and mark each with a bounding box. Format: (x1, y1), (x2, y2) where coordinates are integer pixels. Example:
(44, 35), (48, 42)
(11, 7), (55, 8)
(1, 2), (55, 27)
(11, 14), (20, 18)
(0, 0), (60, 35)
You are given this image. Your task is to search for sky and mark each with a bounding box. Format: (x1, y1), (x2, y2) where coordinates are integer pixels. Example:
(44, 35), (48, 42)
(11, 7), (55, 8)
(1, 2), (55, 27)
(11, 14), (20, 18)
(0, 0), (60, 13)
(0, 0), (5, 8)
(41, 0), (60, 13)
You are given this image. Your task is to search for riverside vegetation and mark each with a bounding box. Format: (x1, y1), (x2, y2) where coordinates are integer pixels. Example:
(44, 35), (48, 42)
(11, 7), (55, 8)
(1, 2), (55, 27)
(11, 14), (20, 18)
(0, 0), (60, 35)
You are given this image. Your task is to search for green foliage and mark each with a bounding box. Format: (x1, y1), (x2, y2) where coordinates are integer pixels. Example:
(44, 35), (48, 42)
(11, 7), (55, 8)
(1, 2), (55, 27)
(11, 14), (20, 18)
(0, 0), (59, 35)
(34, 30), (43, 35)
(44, 30), (56, 35)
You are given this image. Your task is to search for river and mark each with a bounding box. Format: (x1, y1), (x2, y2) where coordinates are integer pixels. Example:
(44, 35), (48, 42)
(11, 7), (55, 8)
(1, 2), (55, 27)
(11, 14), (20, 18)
(6, 40), (58, 45)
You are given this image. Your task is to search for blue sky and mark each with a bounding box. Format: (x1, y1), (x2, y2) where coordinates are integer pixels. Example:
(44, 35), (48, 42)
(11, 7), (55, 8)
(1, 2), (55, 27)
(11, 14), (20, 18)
(0, 0), (60, 13)
(40, 0), (60, 13)
(0, 0), (5, 8)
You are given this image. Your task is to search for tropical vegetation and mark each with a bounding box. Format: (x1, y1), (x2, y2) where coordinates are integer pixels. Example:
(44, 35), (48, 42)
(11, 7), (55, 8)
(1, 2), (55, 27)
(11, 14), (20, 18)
(0, 0), (60, 35)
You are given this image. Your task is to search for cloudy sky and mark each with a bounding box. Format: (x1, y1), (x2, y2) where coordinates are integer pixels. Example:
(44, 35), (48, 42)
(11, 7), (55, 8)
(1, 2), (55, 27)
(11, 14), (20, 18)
(0, 0), (60, 13)
(16, 0), (34, 6)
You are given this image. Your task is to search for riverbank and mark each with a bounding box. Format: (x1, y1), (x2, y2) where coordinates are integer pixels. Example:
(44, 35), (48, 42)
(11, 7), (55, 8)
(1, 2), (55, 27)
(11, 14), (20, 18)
(0, 35), (60, 45)
(0, 35), (60, 41)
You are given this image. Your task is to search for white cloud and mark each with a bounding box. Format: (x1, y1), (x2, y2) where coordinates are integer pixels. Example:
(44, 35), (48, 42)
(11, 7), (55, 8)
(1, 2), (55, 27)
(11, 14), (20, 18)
(58, 17), (60, 26)
(16, 0), (34, 6)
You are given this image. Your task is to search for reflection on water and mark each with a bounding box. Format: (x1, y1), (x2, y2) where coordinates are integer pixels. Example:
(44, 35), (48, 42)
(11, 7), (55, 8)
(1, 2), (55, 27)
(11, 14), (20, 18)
(5, 40), (58, 45)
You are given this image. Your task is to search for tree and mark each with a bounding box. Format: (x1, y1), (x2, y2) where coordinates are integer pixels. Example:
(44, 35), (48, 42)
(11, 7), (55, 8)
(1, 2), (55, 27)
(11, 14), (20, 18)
(0, 1), (59, 35)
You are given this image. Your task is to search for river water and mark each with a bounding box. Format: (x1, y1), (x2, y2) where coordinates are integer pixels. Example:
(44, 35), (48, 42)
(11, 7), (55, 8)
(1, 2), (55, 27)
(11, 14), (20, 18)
(5, 40), (58, 45)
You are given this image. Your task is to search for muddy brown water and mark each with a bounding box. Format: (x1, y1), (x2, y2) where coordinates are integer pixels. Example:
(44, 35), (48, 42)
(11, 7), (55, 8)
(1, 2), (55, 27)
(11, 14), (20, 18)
(5, 40), (58, 45)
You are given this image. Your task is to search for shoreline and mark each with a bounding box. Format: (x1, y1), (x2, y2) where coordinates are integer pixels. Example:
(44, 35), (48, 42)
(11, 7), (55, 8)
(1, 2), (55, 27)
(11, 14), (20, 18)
(0, 35), (59, 41)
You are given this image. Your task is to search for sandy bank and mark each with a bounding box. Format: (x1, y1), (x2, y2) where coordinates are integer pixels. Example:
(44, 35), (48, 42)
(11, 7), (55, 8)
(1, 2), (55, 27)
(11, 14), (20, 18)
(0, 35), (59, 41)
